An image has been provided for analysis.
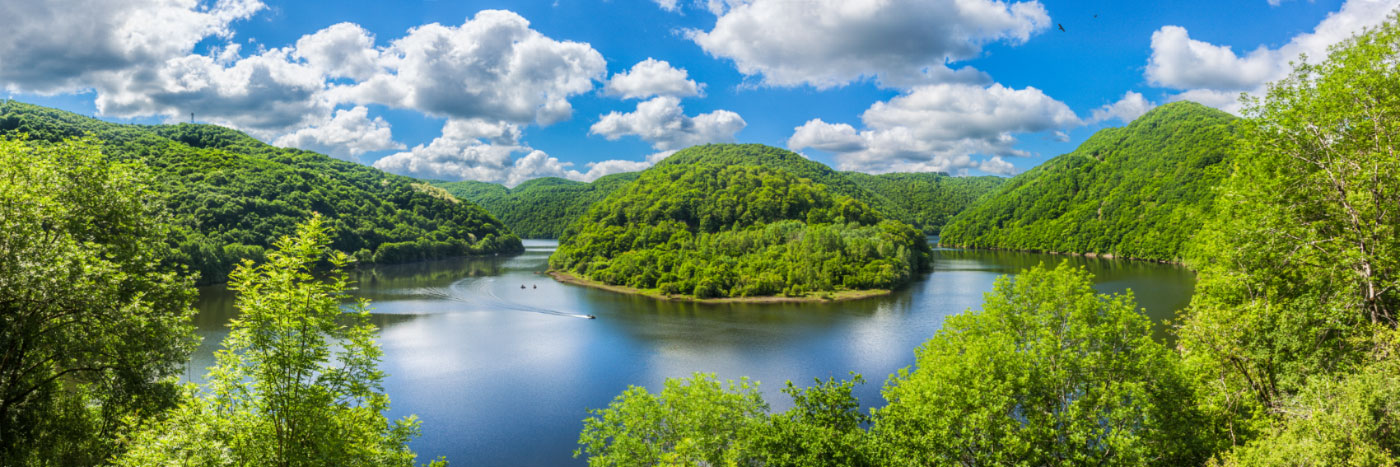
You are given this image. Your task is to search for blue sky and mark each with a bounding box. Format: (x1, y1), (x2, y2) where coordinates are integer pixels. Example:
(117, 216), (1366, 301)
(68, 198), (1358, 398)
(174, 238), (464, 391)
(1, 0), (1389, 184)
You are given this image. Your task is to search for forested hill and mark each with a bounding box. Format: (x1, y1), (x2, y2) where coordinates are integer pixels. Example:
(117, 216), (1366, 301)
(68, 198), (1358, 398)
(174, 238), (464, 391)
(657, 143), (1006, 233)
(655, 144), (909, 223)
(939, 101), (1237, 262)
(549, 160), (931, 300)
(432, 172), (639, 238)
(0, 101), (522, 283)
(843, 172), (1005, 234)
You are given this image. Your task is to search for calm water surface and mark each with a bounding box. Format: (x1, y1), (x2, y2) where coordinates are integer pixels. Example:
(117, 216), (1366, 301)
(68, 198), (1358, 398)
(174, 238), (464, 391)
(189, 238), (1195, 466)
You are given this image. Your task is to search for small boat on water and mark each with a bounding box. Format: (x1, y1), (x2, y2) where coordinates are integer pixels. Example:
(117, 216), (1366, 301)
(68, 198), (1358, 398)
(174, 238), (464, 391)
(585, 315), (596, 319)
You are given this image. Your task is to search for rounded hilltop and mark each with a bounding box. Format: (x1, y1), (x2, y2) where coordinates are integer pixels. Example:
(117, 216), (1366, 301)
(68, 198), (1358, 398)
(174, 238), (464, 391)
(548, 143), (931, 302)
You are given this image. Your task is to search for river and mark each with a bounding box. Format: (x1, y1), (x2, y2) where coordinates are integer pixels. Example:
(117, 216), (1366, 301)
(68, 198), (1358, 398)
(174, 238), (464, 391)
(188, 238), (1195, 466)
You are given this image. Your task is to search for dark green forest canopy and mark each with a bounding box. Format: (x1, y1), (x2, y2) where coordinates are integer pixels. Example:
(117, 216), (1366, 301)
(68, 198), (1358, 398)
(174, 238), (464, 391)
(432, 172), (640, 238)
(843, 171), (1006, 234)
(549, 163), (931, 299)
(939, 101), (1238, 262)
(0, 101), (522, 283)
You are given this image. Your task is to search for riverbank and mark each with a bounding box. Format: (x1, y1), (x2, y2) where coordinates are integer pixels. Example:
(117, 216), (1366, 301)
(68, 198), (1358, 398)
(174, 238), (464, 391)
(547, 270), (890, 304)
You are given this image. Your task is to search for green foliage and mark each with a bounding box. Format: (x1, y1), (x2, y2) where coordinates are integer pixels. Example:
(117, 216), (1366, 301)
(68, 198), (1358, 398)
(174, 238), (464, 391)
(0, 101), (522, 284)
(940, 101), (1237, 261)
(735, 375), (875, 467)
(0, 138), (198, 465)
(1215, 344), (1400, 466)
(115, 216), (442, 467)
(577, 264), (1202, 466)
(576, 374), (769, 466)
(550, 163), (931, 299)
(576, 373), (873, 466)
(874, 262), (1207, 465)
(433, 172), (640, 238)
(1178, 15), (1400, 459)
(656, 143), (906, 222)
(439, 144), (1004, 239)
(843, 171), (1005, 234)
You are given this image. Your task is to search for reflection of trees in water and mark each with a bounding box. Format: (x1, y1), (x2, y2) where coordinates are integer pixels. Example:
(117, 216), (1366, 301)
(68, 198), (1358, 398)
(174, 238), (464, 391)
(353, 256), (509, 289)
(581, 283), (917, 349)
(194, 256), (513, 328)
(933, 248), (1195, 342)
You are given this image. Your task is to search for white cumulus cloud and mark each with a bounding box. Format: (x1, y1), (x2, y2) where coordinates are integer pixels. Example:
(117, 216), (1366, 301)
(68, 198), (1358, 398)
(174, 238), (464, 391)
(1145, 0), (1400, 112)
(339, 10), (606, 125)
(788, 82), (1079, 174)
(686, 0), (1049, 89)
(94, 48), (331, 135)
(0, 0), (265, 94)
(0, 3), (616, 170)
(1089, 91), (1156, 124)
(1146, 26), (1280, 91)
(292, 22), (382, 81)
(604, 58), (704, 99)
(590, 96), (746, 150)
(273, 106), (403, 159)
(374, 119), (672, 186)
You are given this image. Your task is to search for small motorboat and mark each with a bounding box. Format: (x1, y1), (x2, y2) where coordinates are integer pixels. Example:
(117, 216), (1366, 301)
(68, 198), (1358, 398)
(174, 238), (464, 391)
(585, 315), (597, 319)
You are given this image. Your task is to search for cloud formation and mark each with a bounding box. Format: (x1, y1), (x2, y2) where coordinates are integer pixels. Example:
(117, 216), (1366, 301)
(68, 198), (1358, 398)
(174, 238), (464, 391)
(273, 106), (404, 159)
(338, 10), (606, 125)
(0, 0), (265, 94)
(590, 96), (746, 150)
(292, 22), (382, 81)
(1089, 91), (1156, 124)
(373, 119), (673, 186)
(603, 58), (704, 99)
(788, 83), (1079, 174)
(687, 0), (1049, 89)
(0, 2), (624, 181)
(1145, 0), (1400, 112)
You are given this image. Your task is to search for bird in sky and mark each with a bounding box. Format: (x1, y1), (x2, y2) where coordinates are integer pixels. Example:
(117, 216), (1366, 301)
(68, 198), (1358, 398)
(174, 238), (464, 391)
(1058, 23), (1066, 32)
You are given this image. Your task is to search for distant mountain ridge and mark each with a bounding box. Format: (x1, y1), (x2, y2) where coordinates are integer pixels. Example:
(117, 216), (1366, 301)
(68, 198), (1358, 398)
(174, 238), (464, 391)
(432, 172), (640, 239)
(939, 101), (1238, 262)
(843, 171), (1006, 234)
(0, 100), (522, 283)
(440, 143), (1004, 238)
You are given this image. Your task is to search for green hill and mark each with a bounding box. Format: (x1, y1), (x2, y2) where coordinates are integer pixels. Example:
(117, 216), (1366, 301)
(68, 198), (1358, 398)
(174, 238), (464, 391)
(0, 101), (522, 283)
(435, 144), (1004, 238)
(655, 143), (907, 218)
(939, 101), (1238, 262)
(432, 172), (640, 238)
(549, 155), (931, 300)
(843, 172), (1006, 234)
(654, 143), (1004, 233)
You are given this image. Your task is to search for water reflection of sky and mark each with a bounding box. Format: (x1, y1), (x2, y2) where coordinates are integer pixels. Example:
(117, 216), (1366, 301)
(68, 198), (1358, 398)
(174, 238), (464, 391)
(188, 238), (1195, 466)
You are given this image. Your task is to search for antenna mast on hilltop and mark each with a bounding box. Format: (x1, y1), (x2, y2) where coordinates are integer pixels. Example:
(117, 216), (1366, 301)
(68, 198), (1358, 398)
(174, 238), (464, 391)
(190, 112), (195, 124)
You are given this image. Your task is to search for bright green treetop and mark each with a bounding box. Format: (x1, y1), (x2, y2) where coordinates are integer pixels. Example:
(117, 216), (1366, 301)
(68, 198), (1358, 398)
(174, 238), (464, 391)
(1179, 13), (1400, 459)
(873, 262), (1207, 465)
(116, 216), (442, 466)
(0, 138), (198, 465)
(576, 373), (875, 466)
